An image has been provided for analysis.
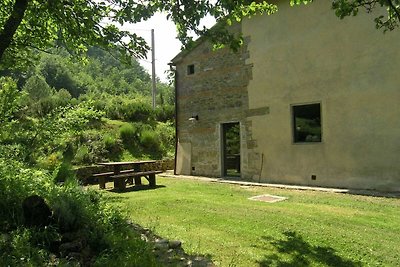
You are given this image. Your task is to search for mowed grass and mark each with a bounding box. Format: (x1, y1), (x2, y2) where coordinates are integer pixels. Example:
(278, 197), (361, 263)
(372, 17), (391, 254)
(103, 177), (400, 266)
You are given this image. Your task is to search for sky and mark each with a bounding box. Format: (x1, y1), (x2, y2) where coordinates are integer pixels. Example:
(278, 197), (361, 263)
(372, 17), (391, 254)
(122, 13), (181, 82)
(122, 13), (215, 82)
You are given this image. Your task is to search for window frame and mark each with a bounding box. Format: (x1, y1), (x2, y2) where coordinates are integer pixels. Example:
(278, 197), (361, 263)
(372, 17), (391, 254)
(187, 64), (195, 75)
(291, 102), (322, 144)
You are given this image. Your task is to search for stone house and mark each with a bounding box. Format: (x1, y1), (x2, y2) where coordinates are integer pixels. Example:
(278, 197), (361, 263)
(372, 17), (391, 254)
(170, 1), (400, 192)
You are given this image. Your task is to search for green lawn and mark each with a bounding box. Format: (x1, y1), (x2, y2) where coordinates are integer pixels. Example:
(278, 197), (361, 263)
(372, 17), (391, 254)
(103, 177), (400, 266)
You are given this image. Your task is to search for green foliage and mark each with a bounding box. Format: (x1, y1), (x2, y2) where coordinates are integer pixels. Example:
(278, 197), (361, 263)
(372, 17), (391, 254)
(74, 145), (91, 164)
(23, 74), (53, 101)
(1, 58), (175, 165)
(0, 64), (170, 265)
(93, 94), (155, 122)
(140, 129), (162, 158)
(0, 76), (24, 126)
(0, 79), (105, 164)
(0, 157), (157, 266)
(22, 74), (57, 116)
(121, 98), (153, 122)
(155, 121), (175, 158)
(155, 105), (175, 122)
(0, 158), (55, 230)
(39, 55), (85, 98)
(0, 228), (55, 266)
(0, 0), (279, 70)
(225, 123), (240, 155)
(72, 129), (124, 166)
(0, 0), (398, 73)
(37, 152), (62, 171)
(53, 88), (72, 107)
(120, 123), (138, 147)
(103, 134), (124, 161)
(157, 82), (175, 106)
(117, 121), (174, 159)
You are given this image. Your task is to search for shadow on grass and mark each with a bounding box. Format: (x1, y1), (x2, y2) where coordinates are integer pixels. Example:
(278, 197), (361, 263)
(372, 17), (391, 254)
(108, 184), (166, 193)
(257, 231), (361, 267)
(344, 190), (400, 199)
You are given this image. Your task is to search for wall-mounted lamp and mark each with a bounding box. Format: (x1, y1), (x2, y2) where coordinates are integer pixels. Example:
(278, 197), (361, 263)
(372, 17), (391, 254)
(188, 115), (199, 121)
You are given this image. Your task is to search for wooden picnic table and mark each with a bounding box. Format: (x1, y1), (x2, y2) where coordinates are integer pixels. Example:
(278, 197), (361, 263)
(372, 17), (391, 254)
(95, 160), (161, 191)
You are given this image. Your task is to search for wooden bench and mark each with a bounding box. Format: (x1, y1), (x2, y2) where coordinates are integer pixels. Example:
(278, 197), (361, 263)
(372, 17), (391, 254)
(110, 170), (163, 190)
(93, 169), (136, 189)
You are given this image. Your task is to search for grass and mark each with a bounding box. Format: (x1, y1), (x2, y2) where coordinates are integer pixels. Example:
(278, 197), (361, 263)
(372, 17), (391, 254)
(103, 177), (400, 266)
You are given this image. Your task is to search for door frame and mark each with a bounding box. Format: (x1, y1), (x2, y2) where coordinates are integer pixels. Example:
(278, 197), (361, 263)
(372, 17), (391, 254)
(220, 121), (241, 178)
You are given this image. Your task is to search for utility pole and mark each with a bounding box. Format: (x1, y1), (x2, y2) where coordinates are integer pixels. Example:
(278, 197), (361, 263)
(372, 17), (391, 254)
(151, 29), (156, 110)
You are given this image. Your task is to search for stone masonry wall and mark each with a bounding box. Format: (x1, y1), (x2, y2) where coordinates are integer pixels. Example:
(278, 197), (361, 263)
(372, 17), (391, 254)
(174, 23), (262, 179)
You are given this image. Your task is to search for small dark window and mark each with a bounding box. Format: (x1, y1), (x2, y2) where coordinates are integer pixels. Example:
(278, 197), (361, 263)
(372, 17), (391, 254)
(292, 103), (321, 143)
(187, 64), (195, 75)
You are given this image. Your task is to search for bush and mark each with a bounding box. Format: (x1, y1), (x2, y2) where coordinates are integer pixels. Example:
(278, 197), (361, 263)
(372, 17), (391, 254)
(0, 158), (158, 266)
(121, 99), (153, 122)
(37, 152), (62, 171)
(72, 130), (123, 165)
(105, 97), (124, 120)
(155, 121), (175, 158)
(155, 105), (175, 122)
(140, 129), (162, 159)
(119, 123), (137, 146)
(103, 134), (123, 158)
(74, 145), (90, 164)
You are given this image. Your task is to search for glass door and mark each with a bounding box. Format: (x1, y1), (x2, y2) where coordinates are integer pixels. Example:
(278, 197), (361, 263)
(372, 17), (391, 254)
(222, 122), (241, 178)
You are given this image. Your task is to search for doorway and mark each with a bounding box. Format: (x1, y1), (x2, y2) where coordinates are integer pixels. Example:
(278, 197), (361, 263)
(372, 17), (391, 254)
(222, 122), (241, 178)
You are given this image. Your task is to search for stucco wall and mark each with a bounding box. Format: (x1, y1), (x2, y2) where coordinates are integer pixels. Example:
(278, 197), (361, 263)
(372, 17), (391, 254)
(243, 1), (400, 190)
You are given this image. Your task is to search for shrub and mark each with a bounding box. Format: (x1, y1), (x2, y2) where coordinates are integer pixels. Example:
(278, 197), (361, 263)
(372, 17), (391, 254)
(155, 105), (175, 122)
(121, 99), (153, 122)
(74, 145), (90, 164)
(140, 129), (159, 149)
(139, 129), (162, 158)
(105, 97), (124, 120)
(69, 129), (124, 166)
(155, 121), (175, 158)
(103, 134), (123, 160)
(0, 158), (157, 266)
(37, 152), (62, 171)
(119, 123), (137, 146)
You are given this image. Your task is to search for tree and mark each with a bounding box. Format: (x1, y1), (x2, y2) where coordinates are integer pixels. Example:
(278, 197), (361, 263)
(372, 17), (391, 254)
(1, 0), (398, 71)
(292, 0), (400, 31)
(0, 0), (276, 69)
(22, 75), (52, 101)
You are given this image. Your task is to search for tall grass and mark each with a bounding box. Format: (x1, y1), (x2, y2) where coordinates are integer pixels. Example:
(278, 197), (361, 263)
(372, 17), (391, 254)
(0, 158), (157, 266)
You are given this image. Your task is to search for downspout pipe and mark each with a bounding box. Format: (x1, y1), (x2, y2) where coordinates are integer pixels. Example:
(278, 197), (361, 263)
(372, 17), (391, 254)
(169, 63), (178, 175)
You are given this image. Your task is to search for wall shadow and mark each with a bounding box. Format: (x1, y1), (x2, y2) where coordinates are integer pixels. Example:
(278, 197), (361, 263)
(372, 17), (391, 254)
(344, 190), (400, 199)
(256, 231), (362, 267)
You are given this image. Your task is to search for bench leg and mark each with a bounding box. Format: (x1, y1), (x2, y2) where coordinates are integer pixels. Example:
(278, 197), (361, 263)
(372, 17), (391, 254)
(134, 176), (142, 186)
(99, 177), (106, 189)
(148, 174), (156, 188)
(127, 177), (134, 185)
(114, 179), (126, 191)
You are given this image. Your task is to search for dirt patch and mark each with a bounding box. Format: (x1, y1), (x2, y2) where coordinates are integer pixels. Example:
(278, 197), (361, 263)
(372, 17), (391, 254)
(248, 194), (287, 203)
